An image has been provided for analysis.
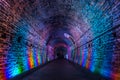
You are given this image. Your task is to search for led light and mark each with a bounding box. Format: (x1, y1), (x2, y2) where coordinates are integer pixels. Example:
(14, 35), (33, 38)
(64, 33), (70, 38)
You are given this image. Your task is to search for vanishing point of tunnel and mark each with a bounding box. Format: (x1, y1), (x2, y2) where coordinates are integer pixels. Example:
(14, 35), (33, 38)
(0, 0), (120, 80)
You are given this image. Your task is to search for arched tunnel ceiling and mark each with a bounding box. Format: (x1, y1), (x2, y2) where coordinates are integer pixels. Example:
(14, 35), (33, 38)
(1, 0), (120, 79)
(0, 0), (91, 47)
(0, 0), (114, 48)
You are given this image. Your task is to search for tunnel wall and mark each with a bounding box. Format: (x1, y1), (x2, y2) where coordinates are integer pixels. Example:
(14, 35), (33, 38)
(0, 22), (47, 79)
(0, 1), (48, 79)
(72, 0), (120, 80)
(66, 0), (120, 80)
(0, 0), (120, 80)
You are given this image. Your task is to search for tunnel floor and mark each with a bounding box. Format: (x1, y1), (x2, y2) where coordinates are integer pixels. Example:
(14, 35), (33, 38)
(19, 59), (108, 80)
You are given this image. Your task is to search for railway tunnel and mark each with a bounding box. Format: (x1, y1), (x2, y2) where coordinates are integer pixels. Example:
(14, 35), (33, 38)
(0, 0), (120, 80)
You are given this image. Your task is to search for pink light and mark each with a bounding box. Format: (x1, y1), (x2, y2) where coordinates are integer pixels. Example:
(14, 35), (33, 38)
(112, 73), (120, 80)
(28, 47), (34, 69)
(86, 47), (92, 69)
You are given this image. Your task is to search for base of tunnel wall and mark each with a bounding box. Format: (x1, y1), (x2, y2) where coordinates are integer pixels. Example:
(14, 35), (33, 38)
(67, 59), (112, 80)
(8, 59), (55, 80)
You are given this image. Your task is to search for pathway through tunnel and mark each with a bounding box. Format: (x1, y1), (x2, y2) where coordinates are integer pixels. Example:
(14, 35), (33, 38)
(17, 59), (108, 80)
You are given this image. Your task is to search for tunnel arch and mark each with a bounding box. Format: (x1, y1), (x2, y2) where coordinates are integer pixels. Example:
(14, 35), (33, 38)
(45, 28), (77, 60)
(0, 0), (119, 80)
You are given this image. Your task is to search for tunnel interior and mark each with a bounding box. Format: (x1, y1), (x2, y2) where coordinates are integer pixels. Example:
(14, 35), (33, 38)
(0, 0), (120, 80)
(54, 46), (67, 58)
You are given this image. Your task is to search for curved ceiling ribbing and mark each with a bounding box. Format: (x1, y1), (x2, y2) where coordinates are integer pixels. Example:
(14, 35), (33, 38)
(1, 0), (119, 79)
(0, 0), (90, 60)
(0, 0), (88, 46)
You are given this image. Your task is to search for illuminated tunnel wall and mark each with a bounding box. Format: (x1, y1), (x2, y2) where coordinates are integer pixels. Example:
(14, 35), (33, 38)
(0, 0), (50, 79)
(0, 10), (47, 80)
(0, 21), (46, 79)
(71, 0), (120, 80)
(0, 0), (120, 80)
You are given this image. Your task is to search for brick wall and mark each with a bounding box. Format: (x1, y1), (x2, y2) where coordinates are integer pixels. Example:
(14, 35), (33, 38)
(73, 0), (120, 80)
(0, 4), (47, 79)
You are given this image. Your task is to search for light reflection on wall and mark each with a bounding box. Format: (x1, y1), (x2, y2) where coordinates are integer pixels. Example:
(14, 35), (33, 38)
(0, 21), (46, 80)
(69, 0), (120, 80)
(28, 46), (34, 69)
(0, 0), (120, 80)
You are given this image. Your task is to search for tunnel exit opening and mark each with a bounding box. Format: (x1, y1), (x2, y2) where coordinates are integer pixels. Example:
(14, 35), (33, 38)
(54, 46), (67, 59)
